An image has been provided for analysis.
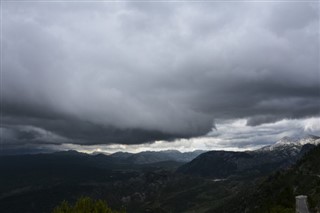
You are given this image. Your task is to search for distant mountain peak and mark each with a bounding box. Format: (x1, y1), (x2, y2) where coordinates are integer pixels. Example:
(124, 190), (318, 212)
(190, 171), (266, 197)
(274, 136), (296, 145)
(299, 134), (320, 145)
(259, 135), (320, 152)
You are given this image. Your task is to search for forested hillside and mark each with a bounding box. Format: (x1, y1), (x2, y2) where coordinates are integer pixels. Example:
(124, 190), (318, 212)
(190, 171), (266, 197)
(241, 145), (320, 213)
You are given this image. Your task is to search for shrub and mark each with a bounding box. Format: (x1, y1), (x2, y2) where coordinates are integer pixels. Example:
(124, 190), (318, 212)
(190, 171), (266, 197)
(52, 197), (124, 213)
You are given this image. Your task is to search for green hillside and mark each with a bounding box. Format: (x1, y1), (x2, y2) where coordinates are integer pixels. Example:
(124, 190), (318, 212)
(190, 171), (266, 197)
(243, 145), (320, 213)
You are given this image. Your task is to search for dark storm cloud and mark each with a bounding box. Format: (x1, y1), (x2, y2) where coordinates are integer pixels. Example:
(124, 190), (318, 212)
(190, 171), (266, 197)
(1, 2), (319, 146)
(2, 115), (200, 145)
(246, 115), (283, 127)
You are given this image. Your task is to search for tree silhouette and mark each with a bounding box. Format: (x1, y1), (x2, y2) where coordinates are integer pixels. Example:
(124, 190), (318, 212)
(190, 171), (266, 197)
(52, 197), (125, 213)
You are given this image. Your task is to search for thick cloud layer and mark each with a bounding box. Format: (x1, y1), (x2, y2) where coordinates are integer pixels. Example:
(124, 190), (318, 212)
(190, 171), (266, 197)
(1, 2), (319, 146)
(2, 117), (319, 155)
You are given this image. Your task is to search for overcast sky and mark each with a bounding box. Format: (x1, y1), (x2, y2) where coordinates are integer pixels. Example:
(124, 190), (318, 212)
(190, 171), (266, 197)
(1, 1), (319, 154)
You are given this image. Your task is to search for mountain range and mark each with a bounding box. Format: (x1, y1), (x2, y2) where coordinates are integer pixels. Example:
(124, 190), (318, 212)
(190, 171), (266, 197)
(0, 135), (319, 213)
(109, 150), (205, 164)
(259, 135), (320, 151)
(177, 135), (320, 179)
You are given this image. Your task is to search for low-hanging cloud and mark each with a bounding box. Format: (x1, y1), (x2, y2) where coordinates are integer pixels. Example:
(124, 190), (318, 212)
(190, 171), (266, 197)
(1, 2), (319, 146)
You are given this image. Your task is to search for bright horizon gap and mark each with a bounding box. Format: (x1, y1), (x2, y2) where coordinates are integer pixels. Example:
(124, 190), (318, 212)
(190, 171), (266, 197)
(48, 117), (320, 154)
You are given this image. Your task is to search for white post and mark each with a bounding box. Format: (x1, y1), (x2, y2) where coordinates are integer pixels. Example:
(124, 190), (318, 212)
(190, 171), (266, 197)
(295, 195), (309, 213)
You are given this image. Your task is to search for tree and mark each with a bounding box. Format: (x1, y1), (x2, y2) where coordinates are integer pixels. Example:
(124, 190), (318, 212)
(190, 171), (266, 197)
(52, 197), (125, 213)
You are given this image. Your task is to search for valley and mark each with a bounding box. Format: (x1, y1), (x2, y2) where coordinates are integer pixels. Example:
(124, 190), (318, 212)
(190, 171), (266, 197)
(0, 135), (319, 213)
